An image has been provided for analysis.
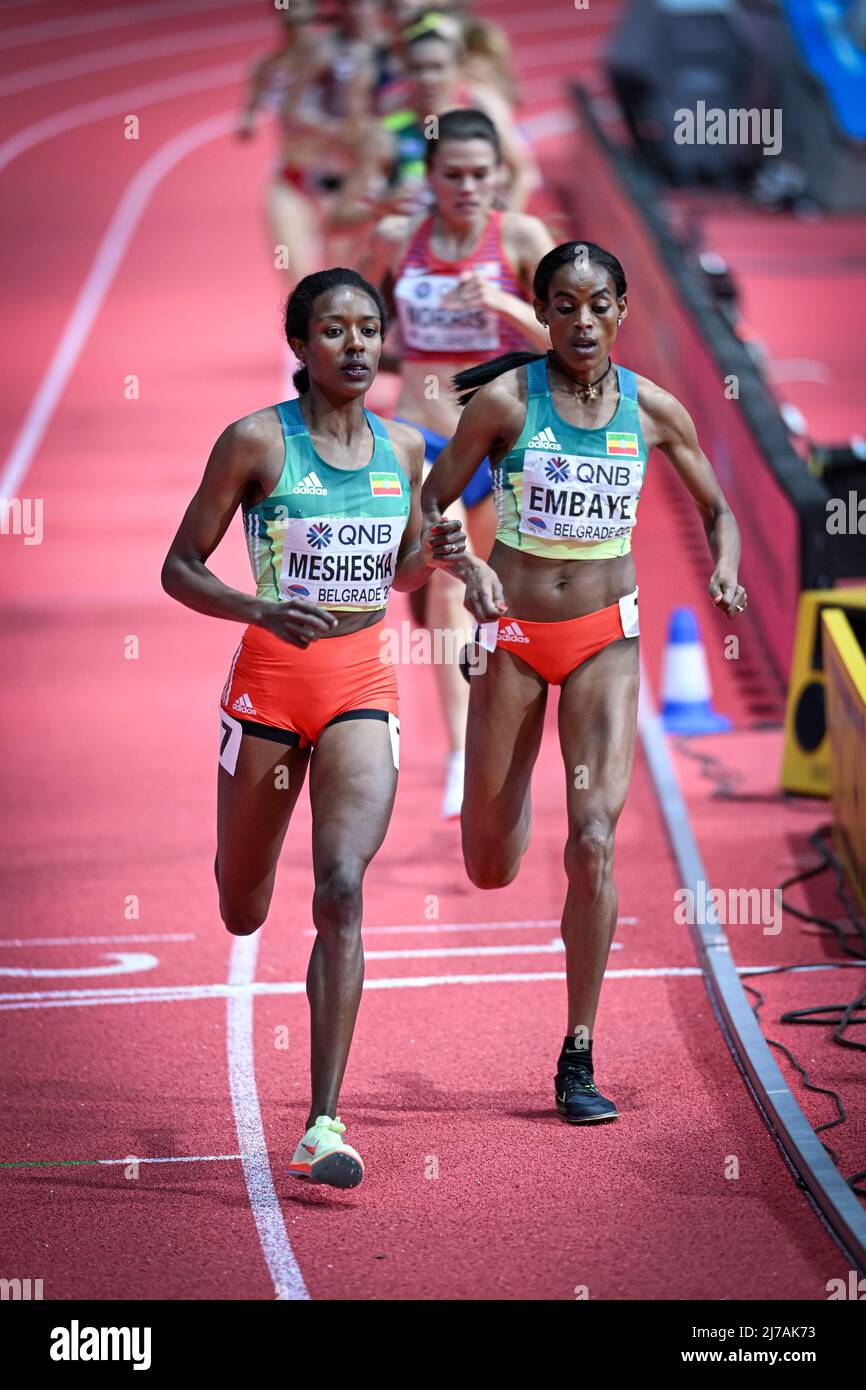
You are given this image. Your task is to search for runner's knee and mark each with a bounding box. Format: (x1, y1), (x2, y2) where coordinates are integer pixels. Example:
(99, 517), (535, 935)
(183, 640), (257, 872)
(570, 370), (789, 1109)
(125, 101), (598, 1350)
(220, 899), (267, 937)
(462, 835), (520, 890)
(313, 866), (364, 937)
(564, 814), (615, 893)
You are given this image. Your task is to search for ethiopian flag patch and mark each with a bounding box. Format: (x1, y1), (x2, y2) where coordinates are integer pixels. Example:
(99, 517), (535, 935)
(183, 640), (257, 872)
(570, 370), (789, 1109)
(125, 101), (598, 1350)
(606, 431), (640, 458)
(369, 472), (402, 497)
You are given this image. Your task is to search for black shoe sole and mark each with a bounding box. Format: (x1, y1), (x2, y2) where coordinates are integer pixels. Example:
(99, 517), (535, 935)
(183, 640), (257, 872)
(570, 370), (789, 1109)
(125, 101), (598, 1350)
(555, 1098), (620, 1124)
(289, 1152), (364, 1188)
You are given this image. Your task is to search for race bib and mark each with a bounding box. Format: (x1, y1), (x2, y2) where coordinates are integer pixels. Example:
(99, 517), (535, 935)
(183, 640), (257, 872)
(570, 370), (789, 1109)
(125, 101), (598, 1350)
(396, 261), (501, 354)
(519, 451), (644, 544)
(278, 515), (404, 608)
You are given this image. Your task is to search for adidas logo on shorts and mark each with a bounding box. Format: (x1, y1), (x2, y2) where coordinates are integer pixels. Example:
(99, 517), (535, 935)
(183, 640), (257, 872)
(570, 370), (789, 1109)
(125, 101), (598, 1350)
(292, 471), (328, 496)
(498, 621), (529, 644)
(232, 692), (257, 715)
(526, 427), (560, 450)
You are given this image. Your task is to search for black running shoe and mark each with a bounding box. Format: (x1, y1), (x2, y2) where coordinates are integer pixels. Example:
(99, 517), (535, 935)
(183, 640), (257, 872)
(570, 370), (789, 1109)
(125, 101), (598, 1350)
(555, 1063), (619, 1123)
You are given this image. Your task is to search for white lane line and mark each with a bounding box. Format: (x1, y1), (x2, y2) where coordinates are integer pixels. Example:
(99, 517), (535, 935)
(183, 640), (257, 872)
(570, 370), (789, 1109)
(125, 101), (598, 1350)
(10, 962), (862, 1012)
(0, 20), (268, 97)
(0, 952), (158, 978)
(0, 933), (195, 948)
(0, 0), (261, 49)
(366, 940), (565, 960)
(0, 1154), (243, 1168)
(315, 916), (639, 937)
(0, 63), (243, 172)
(226, 934), (308, 1301)
(0, 108), (235, 499)
(363, 940), (621, 961)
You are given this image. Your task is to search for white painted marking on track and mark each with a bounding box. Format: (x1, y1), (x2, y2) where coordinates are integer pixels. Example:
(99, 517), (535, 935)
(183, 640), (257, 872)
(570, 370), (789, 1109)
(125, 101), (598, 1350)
(2, 961), (859, 1011)
(0, 20), (269, 97)
(0, 933), (195, 948)
(0, 0), (261, 49)
(311, 917), (638, 936)
(362, 941), (623, 961)
(0, 64), (243, 172)
(3, 1154), (244, 1168)
(95, 1153), (242, 1165)
(1, 109), (236, 497)
(0, 952), (158, 978)
(226, 934), (309, 1301)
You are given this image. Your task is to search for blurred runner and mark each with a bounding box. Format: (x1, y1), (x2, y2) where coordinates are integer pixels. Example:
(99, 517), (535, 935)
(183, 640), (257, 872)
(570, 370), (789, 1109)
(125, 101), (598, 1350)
(361, 108), (553, 815)
(237, 0), (382, 286)
(330, 15), (539, 243)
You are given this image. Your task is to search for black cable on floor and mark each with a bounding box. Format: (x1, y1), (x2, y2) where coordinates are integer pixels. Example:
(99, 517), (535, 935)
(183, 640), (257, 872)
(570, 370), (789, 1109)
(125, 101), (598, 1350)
(673, 739), (866, 1200)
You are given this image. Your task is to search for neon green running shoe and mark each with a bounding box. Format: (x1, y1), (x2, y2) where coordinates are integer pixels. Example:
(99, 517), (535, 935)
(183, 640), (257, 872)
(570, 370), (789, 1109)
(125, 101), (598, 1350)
(288, 1115), (364, 1189)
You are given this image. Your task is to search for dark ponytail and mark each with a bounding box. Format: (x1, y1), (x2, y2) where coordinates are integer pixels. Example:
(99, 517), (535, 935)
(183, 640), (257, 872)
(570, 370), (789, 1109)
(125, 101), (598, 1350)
(453, 350), (544, 407)
(452, 241), (627, 404)
(284, 267), (389, 394)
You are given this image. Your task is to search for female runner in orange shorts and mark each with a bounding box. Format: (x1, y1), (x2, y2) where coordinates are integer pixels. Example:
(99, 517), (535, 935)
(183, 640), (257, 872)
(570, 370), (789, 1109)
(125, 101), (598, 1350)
(422, 241), (748, 1124)
(162, 268), (467, 1187)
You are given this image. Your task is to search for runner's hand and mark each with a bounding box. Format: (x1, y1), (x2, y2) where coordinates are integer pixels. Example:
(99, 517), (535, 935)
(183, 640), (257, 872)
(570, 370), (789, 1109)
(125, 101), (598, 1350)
(441, 271), (503, 312)
(373, 183), (428, 218)
(421, 517), (467, 570)
(463, 559), (508, 622)
(708, 568), (748, 619)
(256, 598), (339, 648)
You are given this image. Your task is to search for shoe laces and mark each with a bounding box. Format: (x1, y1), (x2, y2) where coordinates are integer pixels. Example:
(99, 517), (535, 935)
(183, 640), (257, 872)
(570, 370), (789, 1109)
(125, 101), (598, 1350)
(313, 1115), (346, 1136)
(560, 1064), (599, 1097)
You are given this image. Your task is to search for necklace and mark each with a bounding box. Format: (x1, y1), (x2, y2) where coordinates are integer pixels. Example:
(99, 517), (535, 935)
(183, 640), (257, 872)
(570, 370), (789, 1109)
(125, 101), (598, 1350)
(549, 352), (613, 402)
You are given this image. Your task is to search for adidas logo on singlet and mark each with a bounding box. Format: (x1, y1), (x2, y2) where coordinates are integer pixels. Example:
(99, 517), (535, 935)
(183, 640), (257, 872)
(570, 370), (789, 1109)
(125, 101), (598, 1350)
(292, 471), (328, 496)
(498, 621), (529, 644)
(232, 692), (257, 715)
(526, 427), (560, 450)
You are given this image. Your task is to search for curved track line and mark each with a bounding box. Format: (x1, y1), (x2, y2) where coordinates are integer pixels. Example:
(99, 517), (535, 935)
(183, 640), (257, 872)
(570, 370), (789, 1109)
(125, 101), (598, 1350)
(0, 19), (267, 98)
(637, 663), (866, 1272)
(227, 935), (309, 1302)
(0, 0), (260, 50)
(0, 92), (307, 1296)
(0, 951), (158, 977)
(0, 62), (244, 172)
(0, 108), (235, 498)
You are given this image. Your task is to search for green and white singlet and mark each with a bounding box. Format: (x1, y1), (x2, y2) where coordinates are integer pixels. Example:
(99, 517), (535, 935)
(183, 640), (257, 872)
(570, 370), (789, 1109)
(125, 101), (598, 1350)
(243, 400), (411, 612)
(494, 358), (649, 562)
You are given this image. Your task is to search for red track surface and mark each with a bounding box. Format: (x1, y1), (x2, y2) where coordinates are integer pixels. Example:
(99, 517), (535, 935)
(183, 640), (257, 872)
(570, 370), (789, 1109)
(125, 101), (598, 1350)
(663, 191), (866, 447)
(1, 0), (860, 1300)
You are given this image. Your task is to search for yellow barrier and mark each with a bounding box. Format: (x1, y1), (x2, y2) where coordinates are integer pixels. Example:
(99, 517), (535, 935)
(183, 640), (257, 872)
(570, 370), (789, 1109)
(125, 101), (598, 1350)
(822, 609), (866, 915)
(781, 588), (866, 797)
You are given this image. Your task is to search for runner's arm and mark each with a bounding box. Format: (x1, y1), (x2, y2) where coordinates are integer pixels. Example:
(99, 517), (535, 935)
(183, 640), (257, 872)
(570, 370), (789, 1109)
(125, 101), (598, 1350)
(161, 414), (338, 644)
(237, 56), (272, 137)
(420, 377), (522, 616)
(389, 426), (468, 590)
(357, 215), (410, 289)
(421, 375), (520, 520)
(642, 381), (747, 619)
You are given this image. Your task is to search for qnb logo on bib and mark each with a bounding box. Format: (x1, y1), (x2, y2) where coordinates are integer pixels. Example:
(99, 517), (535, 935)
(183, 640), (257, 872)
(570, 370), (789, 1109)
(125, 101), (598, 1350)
(519, 450), (643, 543)
(280, 516), (404, 608)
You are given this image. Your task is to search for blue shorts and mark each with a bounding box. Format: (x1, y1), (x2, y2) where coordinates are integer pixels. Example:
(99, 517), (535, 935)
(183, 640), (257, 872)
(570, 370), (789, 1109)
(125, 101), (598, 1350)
(393, 417), (493, 510)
